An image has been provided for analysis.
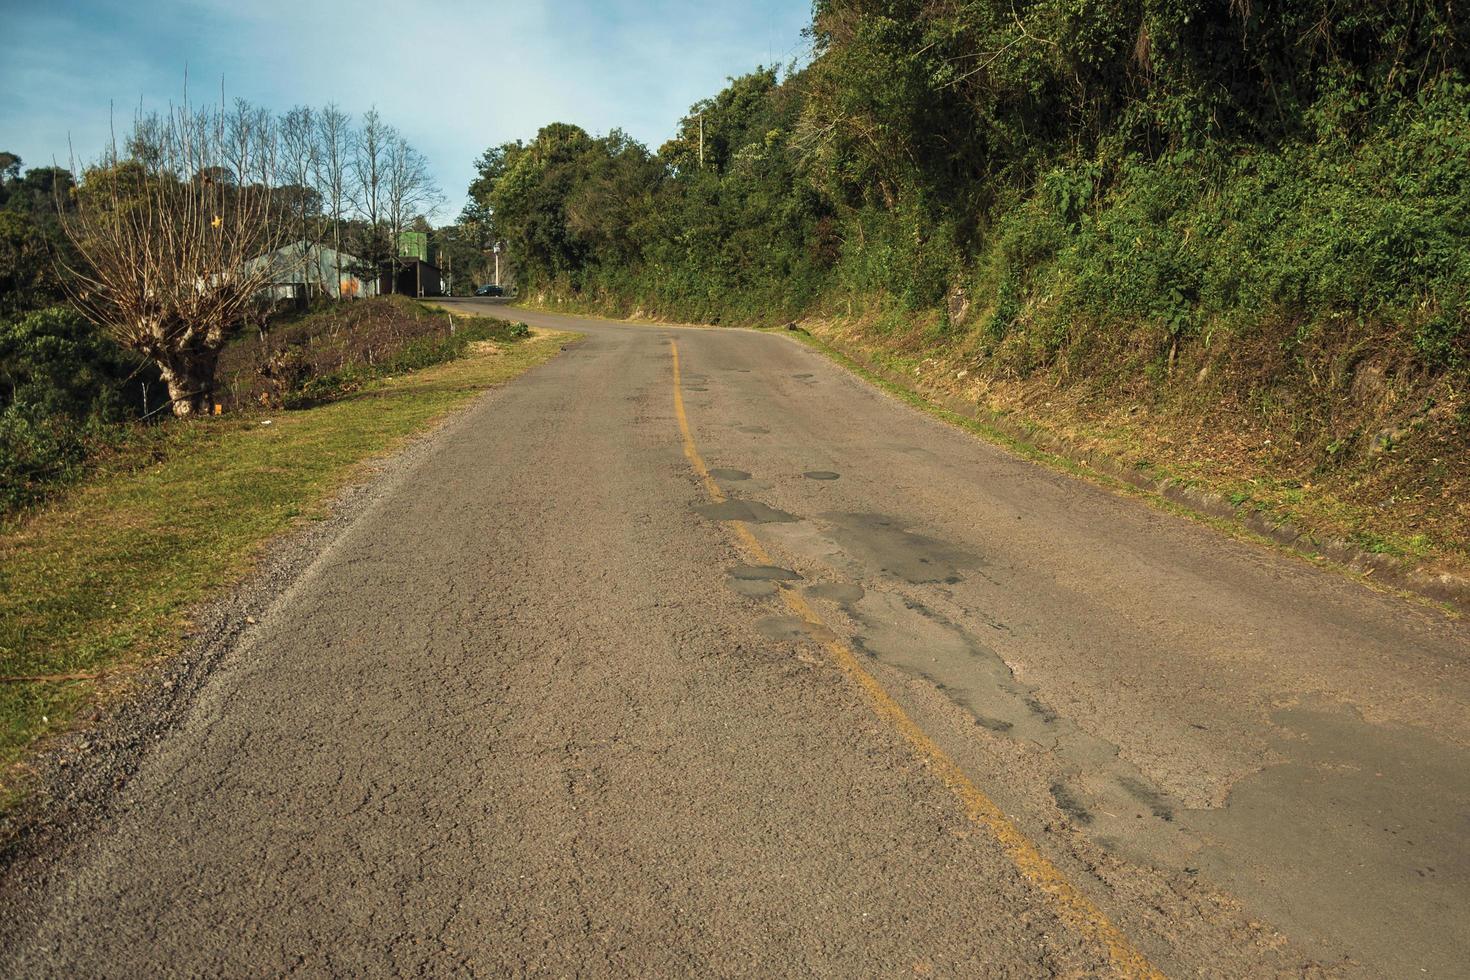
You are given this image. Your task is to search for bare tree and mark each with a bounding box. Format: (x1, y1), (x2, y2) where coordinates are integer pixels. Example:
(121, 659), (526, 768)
(279, 105), (320, 291)
(385, 135), (441, 294)
(224, 98), (273, 188)
(350, 107), (392, 287)
(59, 96), (290, 416)
(312, 103), (352, 298)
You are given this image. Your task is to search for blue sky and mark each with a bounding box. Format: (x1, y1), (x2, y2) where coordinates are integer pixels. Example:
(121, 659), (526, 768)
(1, 0), (812, 217)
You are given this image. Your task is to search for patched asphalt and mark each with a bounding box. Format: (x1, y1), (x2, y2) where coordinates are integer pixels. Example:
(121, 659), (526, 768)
(3, 301), (1468, 977)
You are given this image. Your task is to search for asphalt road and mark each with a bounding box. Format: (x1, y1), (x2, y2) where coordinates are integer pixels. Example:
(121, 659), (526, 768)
(4, 301), (1468, 976)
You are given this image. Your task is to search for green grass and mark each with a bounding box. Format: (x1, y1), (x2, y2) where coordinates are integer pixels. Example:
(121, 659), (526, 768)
(0, 330), (571, 794)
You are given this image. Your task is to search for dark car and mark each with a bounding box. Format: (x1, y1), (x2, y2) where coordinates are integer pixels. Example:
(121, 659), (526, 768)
(474, 284), (505, 297)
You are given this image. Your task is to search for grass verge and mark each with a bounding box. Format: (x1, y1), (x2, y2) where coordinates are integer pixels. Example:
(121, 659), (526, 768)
(0, 330), (571, 799)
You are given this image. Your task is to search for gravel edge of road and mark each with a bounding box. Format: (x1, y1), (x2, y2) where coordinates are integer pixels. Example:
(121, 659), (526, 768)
(0, 369), (553, 934)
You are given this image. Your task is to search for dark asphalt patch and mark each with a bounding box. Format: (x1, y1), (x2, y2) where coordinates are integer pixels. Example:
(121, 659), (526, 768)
(1187, 704), (1470, 975)
(727, 565), (801, 597)
(803, 471), (840, 481)
(754, 616), (809, 642)
(729, 565), (802, 582)
(736, 425), (769, 434)
(1051, 781), (1094, 825)
(710, 468), (752, 481)
(1023, 695), (1060, 725)
(804, 582), (865, 605)
(821, 512), (979, 584)
(1119, 776), (1175, 822)
(696, 500), (797, 523)
(849, 588), (1194, 874)
(728, 578), (779, 598)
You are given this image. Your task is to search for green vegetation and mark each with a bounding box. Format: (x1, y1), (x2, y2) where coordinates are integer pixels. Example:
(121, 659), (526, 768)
(1, 297), (521, 518)
(477, 2), (1468, 363)
(474, 0), (1468, 571)
(218, 295), (530, 409)
(0, 325), (568, 790)
(1, 307), (154, 512)
(0, 152), (74, 321)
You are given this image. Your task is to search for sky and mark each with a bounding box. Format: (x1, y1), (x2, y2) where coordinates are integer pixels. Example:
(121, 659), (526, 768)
(0, 0), (813, 218)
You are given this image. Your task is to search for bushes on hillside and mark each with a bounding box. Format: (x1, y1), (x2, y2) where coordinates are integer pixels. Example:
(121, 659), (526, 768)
(0, 307), (151, 511)
(967, 76), (1470, 374)
(219, 296), (531, 409)
(0, 306), (149, 418)
(467, 1), (1469, 381)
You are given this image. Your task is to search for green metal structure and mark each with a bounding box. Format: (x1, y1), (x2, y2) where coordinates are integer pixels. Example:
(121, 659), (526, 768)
(398, 231), (429, 262)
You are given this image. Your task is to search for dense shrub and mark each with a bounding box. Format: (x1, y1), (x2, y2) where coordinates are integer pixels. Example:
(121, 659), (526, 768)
(0, 307), (151, 511)
(0, 405), (98, 512)
(0, 306), (150, 418)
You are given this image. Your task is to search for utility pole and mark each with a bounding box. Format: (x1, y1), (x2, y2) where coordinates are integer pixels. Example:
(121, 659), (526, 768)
(494, 241), (502, 287)
(698, 112), (704, 170)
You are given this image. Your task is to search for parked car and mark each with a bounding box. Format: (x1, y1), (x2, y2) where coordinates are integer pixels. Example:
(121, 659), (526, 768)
(474, 284), (505, 297)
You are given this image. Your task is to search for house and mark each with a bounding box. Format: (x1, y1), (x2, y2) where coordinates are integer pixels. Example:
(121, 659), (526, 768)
(246, 242), (381, 302)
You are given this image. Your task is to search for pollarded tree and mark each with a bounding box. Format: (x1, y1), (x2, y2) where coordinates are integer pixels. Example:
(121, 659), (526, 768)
(59, 97), (291, 416)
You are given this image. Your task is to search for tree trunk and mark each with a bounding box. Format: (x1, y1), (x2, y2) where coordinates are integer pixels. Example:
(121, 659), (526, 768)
(159, 347), (222, 417)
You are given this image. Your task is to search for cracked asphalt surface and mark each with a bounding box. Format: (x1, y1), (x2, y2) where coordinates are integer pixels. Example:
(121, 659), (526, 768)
(3, 301), (1468, 976)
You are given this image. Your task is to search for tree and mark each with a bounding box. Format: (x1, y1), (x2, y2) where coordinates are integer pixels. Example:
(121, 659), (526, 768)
(385, 134), (440, 292)
(0, 211), (62, 319)
(278, 105), (320, 289)
(661, 68), (781, 176)
(58, 99), (290, 416)
(350, 108), (392, 284)
(0, 152), (20, 207)
(313, 104), (353, 297)
(1, 154), (77, 318)
(472, 124), (632, 288)
(437, 203), (498, 294)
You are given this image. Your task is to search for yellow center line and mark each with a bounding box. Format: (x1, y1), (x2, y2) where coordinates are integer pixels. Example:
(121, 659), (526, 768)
(670, 340), (1164, 978)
